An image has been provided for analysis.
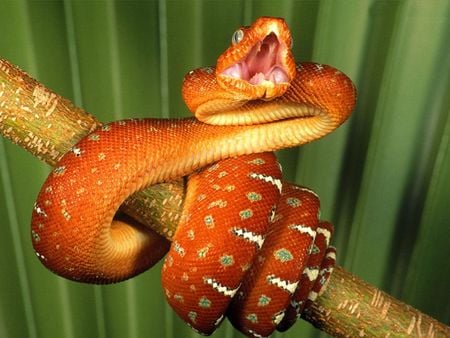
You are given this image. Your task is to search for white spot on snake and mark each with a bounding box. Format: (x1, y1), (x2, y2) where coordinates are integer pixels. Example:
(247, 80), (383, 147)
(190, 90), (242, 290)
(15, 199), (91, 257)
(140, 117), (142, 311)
(76, 187), (85, 196)
(266, 274), (298, 294)
(207, 163), (219, 172)
(249, 172), (282, 192)
(173, 241), (186, 257)
(315, 64), (324, 72)
(204, 67), (214, 74)
(71, 146), (82, 156)
(277, 161), (283, 173)
(203, 277), (240, 297)
(290, 298), (303, 311)
(208, 199), (227, 209)
(268, 204), (277, 223)
(307, 291), (318, 302)
(214, 314), (224, 327)
(239, 209), (253, 219)
(272, 310), (285, 325)
(197, 246), (210, 258)
(224, 184), (235, 192)
(257, 294), (271, 306)
(309, 243), (320, 255)
(247, 157), (265, 165)
(247, 191), (262, 202)
(246, 313), (258, 323)
(317, 227), (332, 246)
(219, 254), (234, 267)
(35, 251), (47, 261)
(286, 197), (301, 207)
(53, 166), (66, 176)
(274, 248), (293, 262)
(247, 329), (267, 338)
(173, 294), (184, 303)
(289, 224), (316, 239)
(204, 215), (215, 228)
(31, 230), (40, 242)
(34, 203), (47, 218)
(61, 208), (71, 221)
(188, 311), (197, 323)
(326, 250), (337, 261)
(296, 186), (319, 199)
(231, 228), (265, 249)
(303, 266), (320, 281)
(147, 126), (158, 132)
(218, 171), (227, 178)
(198, 296), (212, 308)
(88, 133), (100, 141)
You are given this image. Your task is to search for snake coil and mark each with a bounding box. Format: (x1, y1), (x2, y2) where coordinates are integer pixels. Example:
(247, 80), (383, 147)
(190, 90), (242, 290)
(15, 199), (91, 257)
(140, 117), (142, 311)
(31, 17), (356, 337)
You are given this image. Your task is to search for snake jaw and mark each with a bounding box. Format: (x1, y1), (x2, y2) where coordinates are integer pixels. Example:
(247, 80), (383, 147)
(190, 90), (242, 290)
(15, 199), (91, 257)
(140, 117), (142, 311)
(221, 33), (289, 86)
(182, 16), (355, 128)
(216, 17), (296, 100)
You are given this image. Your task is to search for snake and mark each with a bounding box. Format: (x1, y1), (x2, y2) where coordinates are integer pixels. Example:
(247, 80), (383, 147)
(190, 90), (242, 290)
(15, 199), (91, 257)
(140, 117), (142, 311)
(31, 17), (356, 337)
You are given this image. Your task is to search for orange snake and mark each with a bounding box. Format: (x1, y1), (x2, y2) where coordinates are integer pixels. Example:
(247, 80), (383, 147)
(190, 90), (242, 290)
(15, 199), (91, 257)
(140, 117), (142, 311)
(31, 17), (356, 337)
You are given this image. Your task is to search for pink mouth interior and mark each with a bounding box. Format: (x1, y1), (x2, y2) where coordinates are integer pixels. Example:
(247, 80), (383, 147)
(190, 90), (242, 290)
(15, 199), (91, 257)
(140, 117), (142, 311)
(221, 33), (289, 85)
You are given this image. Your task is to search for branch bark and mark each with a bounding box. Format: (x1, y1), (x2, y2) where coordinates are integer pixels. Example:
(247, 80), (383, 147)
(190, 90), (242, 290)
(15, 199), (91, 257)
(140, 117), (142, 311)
(1, 58), (448, 337)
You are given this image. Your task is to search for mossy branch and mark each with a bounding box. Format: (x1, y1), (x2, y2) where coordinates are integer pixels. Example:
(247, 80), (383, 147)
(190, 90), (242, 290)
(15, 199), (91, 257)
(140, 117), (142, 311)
(0, 58), (448, 337)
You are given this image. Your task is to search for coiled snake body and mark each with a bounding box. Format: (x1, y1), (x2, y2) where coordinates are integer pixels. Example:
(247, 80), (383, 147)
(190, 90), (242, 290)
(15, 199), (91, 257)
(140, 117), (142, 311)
(31, 17), (356, 337)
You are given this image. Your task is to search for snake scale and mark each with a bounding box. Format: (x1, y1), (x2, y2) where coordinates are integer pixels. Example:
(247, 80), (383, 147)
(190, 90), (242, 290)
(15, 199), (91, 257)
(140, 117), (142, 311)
(31, 17), (356, 337)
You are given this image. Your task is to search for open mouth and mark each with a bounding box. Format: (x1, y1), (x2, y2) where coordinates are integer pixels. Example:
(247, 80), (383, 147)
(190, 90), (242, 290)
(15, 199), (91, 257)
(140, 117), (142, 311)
(221, 33), (289, 85)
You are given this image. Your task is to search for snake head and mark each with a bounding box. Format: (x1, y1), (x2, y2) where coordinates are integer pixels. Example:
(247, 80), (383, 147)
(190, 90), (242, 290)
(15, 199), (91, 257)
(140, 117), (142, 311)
(216, 16), (297, 100)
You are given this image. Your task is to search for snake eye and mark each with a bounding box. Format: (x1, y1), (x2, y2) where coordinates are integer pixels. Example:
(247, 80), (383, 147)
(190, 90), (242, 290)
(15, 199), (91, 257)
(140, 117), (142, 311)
(231, 29), (244, 45)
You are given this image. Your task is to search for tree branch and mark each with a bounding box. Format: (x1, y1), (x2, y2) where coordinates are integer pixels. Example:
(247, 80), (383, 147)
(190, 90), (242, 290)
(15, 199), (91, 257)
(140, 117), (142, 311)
(1, 58), (448, 337)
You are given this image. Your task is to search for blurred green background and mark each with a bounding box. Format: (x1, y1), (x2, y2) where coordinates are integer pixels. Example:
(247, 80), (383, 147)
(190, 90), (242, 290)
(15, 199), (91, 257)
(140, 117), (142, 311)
(0, 1), (448, 337)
